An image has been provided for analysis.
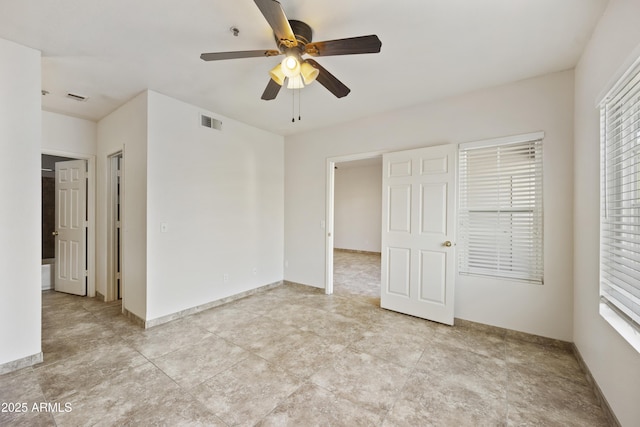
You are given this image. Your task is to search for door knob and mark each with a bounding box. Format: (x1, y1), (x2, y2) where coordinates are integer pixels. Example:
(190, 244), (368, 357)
(443, 241), (452, 247)
(52, 231), (59, 236)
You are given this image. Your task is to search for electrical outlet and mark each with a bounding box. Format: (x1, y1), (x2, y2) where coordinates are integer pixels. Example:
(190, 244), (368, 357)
(252, 268), (257, 275)
(223, 273), (229, 283)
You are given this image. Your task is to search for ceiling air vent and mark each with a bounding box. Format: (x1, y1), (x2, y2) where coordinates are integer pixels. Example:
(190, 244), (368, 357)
(200, 114), (222, 131)
(66, 93), (88, 102)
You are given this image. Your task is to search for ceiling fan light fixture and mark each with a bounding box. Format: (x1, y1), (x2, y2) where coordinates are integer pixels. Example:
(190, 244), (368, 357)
(200, 1), (382, 101)
(300, 61), (319, 85)
(269, 63), (285, 85)
(287, 74), (305, 89)
(281, 55), (301, 78)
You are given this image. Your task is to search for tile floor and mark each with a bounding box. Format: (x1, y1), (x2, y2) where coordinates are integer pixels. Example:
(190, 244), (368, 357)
(1, 252), (610, 426)
(333, 249), (381, 298)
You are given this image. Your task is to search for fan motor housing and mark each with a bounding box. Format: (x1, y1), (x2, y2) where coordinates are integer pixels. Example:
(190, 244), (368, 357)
(276, 20), (313, 51)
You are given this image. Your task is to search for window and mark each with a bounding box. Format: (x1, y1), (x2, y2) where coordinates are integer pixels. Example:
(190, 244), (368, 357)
(458, 132), (544, 284)
(600, 56), (640, 350)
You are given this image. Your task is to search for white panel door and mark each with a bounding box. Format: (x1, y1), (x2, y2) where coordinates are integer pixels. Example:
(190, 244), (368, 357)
(381, 144), (456, 325)
(54, 160), (87, 296)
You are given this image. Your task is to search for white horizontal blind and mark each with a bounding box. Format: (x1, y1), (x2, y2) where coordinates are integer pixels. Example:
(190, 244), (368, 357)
(458, 137), (544, 283)
(600, 62), (640, 329)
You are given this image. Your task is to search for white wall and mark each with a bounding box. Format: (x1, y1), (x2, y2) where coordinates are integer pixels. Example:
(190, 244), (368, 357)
(96, 90), (285, 323)
(97, 92), (148, 319)
(285, 70), (574, 341)
(145, 91), (284, 320)
(573, 0), (640, 425)
(0, 38), (42, 368)
(42, 111), (97, 155)
(334, 164), (382, 252)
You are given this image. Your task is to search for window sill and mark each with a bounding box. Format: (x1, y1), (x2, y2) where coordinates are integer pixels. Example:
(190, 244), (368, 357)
(599, 302), (640, 354)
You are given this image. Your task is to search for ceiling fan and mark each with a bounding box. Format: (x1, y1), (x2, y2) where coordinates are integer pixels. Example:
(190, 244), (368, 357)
(200, 0), (382, 100)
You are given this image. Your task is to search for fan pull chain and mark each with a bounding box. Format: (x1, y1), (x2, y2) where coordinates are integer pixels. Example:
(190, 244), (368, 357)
(290, 88), (303, 123)
(291, 87), (295, 123)
(291, 88), (302, 122)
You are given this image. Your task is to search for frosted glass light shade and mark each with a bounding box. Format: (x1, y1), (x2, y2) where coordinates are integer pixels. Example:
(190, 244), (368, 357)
(269, 64), (285, 85)
(287, 75), (305, 89)
(300, 62), (319, 84)
(281, 56), (301, 78)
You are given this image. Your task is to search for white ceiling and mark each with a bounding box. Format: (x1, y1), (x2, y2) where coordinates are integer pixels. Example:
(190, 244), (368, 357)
(0, 0), (608, 136)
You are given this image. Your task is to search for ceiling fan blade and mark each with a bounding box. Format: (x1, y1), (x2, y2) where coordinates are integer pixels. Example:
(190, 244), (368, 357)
(254, 0), (297, 47)
(305, 35), (382, 56)
(261, 78), (282, 100)
(305, 59), (350, 98)
(200, 50), (280, 61)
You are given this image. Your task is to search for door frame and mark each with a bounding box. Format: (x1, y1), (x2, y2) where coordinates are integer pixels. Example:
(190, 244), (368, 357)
(325, 150), (386, 294)
(107, 151), (124, 302)
(42, 149), (96, 298)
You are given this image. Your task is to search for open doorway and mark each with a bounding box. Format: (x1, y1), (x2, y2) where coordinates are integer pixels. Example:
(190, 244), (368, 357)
(325, 152), (383, 298)
(41, 151), (96, 297)
(41, 154), (75, 292)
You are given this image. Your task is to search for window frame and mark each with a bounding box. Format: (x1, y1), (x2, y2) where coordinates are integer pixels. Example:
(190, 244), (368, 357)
(599, 55), (640, 353)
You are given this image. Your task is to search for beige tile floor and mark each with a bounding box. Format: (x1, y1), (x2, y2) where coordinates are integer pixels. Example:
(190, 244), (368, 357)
(333, 249), (381, 298)
(1, 252), (610, 426)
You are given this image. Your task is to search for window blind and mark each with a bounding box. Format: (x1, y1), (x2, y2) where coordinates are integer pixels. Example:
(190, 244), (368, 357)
(600, 61), (640, 329)
(458, 136), (544, 283)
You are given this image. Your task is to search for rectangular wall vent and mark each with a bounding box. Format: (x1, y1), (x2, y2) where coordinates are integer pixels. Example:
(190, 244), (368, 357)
(66, 93), (88, 102)
(200, 114), (222, 131)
